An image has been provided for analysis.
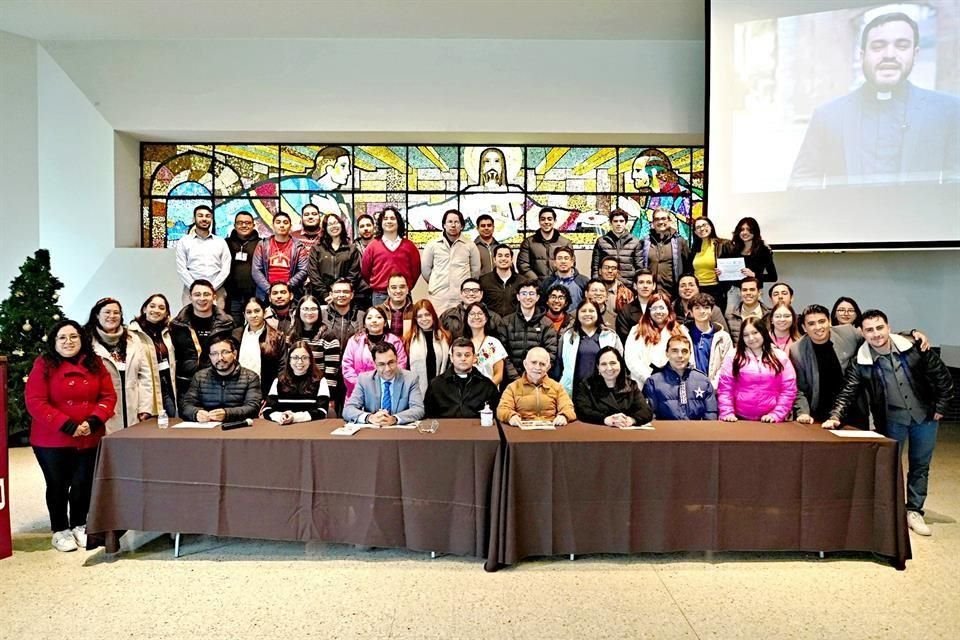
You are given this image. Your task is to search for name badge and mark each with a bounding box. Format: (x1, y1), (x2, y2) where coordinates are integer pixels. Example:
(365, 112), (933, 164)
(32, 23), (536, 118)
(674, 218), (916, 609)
(235, 251), (248, 262)
(158, 361), (170, 371)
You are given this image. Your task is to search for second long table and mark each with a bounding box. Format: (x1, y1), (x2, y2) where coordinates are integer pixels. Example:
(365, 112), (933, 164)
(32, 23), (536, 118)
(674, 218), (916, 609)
(485, 420), (911, 570)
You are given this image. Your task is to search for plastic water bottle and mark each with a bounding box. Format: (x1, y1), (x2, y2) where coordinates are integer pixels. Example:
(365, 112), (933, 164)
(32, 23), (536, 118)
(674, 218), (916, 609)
(157, 410), (169, 429)
(480, 403), (493, 427)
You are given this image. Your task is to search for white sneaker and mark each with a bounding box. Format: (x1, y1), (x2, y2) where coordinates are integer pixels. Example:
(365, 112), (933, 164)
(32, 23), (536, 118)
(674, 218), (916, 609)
(71, 525), (88, 549)
(52, 529), (78, 552)
(907, 511), (932, 536)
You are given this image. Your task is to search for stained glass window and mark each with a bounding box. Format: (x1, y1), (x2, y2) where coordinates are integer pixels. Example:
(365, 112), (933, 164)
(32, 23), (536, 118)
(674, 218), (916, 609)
(141, 143), (706, 248)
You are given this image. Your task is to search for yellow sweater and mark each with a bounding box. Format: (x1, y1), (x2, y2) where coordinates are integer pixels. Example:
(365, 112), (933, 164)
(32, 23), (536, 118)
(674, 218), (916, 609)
(497, 375), (577, 422)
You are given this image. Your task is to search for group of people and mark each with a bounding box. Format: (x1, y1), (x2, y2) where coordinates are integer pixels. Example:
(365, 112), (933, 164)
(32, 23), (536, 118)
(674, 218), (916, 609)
(24, 203), (954, 553)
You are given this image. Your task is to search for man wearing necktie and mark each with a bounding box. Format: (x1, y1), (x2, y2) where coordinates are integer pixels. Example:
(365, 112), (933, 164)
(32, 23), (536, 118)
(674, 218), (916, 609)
(343, 342), (425, 426)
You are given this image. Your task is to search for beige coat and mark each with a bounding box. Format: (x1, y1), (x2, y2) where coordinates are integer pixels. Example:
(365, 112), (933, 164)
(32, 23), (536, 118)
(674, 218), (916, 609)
(421, 235), (481, 314)
(93, 334), (154, 433)
(128, 320), (178, 415)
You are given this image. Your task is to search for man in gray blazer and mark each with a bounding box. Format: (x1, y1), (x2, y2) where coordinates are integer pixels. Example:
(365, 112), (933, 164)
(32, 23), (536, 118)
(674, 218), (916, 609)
(343, 342), (425, 425)
(790, 306), (864, 426)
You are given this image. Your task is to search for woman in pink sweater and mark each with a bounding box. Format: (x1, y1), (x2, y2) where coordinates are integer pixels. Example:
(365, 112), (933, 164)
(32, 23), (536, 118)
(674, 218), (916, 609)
(340, 305), (408, 399)
(716, 317), (796, 422)
(359, 207), (421, 306)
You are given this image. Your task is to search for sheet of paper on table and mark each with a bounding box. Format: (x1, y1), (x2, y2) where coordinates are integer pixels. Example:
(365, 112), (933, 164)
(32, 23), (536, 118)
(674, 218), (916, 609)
(619, 423), (655, 430)
(332, 422), (419, 436)
(828, 429), (886, 439)
(518, 421), (556, 430)
(171, 421), (221, 429)
(716, 257), (746, 282)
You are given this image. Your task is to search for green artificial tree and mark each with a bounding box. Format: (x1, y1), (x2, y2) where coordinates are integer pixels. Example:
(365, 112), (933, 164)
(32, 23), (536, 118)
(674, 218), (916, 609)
(0, 249), (66, 444)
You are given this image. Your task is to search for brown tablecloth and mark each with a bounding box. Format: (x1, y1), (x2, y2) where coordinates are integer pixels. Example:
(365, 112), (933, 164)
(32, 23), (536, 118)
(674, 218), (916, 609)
(484, 420), (911, 570)
(88, 419), (501, 557)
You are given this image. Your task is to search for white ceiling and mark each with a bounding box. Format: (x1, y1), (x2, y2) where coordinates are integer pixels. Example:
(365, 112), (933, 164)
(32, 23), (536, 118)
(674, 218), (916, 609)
(0, 0), (705, 41)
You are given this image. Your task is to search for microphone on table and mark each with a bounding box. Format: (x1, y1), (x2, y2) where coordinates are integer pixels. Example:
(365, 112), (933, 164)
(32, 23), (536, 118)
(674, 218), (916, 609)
(221, 418), (254, 431)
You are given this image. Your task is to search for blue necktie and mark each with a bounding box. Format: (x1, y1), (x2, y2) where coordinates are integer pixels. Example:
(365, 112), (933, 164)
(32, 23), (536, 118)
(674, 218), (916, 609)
(381, 380), (392, 413)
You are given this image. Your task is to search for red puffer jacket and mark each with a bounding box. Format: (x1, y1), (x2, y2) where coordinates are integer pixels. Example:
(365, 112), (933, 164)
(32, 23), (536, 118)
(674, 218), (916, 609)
(24, 356), (117, 449)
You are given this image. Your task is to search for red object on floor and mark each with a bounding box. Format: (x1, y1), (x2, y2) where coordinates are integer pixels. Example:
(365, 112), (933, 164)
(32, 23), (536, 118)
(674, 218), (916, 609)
(0, 356), (12, 559)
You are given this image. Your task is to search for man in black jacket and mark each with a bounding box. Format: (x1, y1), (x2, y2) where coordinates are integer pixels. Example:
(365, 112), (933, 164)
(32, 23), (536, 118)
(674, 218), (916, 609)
(170, 279), (236, 398)
(479, 244), (527, 318)
(823, 309), (954, 537)
(180, 335), (262, 422)
(224, 211), (260, 325)
(500, 281), (558, 383)
(423, 339), (501, 418)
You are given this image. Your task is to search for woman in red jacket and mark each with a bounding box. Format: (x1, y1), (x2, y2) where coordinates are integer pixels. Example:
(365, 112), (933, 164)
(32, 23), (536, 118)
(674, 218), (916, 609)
(24, 319), (117, 552)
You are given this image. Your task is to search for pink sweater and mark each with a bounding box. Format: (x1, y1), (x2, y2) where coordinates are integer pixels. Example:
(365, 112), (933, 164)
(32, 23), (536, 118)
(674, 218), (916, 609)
(340, 333), (408, 399)
(360, 238), (422, 293)
(716, 349), (797, 422)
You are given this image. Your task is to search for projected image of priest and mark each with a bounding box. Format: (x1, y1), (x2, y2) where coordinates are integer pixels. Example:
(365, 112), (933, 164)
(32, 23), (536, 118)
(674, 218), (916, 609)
(788, 11), (960, 188)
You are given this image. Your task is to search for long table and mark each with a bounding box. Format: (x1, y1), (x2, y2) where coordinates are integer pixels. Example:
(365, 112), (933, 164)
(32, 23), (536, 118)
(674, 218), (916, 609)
(484, 420), (911, 571)
(87, 419), (501, 557)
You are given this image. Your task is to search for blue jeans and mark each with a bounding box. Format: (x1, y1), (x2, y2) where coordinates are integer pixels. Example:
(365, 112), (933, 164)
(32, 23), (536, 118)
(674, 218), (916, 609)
(885, 419), (939, 514)
(371, 291), (389, 307)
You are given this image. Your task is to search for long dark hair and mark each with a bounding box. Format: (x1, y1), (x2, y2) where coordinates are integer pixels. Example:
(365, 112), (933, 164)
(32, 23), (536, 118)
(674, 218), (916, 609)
(731, 216), (766, 256)
(84, 297), (129, 361)
(462, 302), (493, 340)
(830, 296), (862, 328)
(592, 346), (634, 391)
(691, 216), (721, 254)
(43, 319), (102, 373)
(733, 316), (784, 376)
(376, 206), (406, 237)
(278, 340), (323, 395)
(289, 295), (322, 339)
(135, 293), (172, 328)
(320, 213), (349, 248)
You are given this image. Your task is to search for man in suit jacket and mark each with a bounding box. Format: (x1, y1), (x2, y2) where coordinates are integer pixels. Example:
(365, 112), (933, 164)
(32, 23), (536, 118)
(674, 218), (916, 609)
(343, 342), (425, 425)
(789, 12), (960, 188)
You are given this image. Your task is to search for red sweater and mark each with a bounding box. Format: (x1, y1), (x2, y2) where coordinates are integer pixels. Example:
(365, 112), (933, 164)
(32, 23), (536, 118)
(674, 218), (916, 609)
(360, 238), (422, 292)
(25, 356), (117, 449)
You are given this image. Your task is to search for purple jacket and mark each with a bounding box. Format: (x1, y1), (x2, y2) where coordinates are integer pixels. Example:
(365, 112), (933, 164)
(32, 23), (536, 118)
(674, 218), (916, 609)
(716, 349), (797, 422)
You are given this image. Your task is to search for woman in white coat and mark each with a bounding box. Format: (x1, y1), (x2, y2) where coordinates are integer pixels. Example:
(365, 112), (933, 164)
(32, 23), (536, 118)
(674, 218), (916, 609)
(403, 299), (451, 393)
(624, 292), (690, 385)
(128, 293), (178, 417)
(84, 297), (154, 432)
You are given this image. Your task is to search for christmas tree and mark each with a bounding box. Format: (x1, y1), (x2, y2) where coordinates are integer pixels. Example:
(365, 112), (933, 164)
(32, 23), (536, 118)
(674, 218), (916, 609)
(0, 250), (65, 444)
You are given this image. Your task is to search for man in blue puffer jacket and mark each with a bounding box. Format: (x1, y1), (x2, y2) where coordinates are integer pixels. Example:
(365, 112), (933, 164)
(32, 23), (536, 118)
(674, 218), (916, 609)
(643, 335), (717, 420)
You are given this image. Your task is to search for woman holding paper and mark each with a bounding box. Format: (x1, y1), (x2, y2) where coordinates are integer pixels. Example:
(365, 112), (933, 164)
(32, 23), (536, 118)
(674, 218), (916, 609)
(686, 216), (731, 311)
(573, 347), (652, 428)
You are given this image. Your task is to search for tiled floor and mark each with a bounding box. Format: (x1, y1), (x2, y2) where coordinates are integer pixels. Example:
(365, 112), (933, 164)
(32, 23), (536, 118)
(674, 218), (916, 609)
(3, 426), (959, 639)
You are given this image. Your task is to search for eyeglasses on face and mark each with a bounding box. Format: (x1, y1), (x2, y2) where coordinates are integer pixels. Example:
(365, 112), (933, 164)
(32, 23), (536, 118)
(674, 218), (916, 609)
(289, 355), (311, 362)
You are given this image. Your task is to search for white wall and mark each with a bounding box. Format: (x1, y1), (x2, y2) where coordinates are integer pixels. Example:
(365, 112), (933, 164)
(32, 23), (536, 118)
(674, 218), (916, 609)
(37, 47), (115, 318)
(776, 250), (960, 345)
(41, 38), (706, 136)
(0, 32), (39, 289)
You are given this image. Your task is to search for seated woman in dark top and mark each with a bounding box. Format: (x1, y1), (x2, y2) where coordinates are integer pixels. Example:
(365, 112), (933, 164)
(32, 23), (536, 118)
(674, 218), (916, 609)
(262, 340), (330, 424)
(573, 346), (653, 428)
